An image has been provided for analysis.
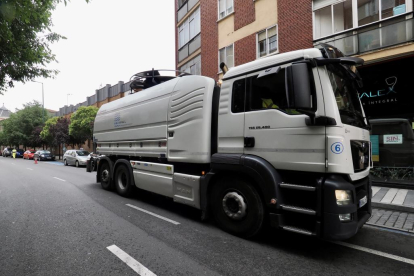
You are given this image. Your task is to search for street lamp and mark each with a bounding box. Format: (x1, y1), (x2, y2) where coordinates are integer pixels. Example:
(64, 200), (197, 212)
(67, 93), (72, 106)
(32, 81), (45, 123)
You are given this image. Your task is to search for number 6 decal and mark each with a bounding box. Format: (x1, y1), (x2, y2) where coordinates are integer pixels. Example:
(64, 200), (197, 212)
(331, 142), (344, 154)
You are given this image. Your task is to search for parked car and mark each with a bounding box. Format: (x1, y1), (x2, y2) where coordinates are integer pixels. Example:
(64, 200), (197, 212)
(15, 149), (24, 158)
(64, 150), (90, 167)
(34, 150), (55, 161)
(2, 147), (13, 157)
(23, 149), (36, 160)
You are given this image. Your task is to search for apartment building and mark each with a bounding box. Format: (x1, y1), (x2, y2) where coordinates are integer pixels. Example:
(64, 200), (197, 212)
(175, 0), (313, 81)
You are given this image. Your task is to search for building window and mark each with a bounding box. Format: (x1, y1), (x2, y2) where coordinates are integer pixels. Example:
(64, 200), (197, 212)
(257, 26), (278, 58)
(313, 0), (408, 39)
(178, 7), (200, 49)
(180, 55), (201, 75)
(218, 0), (234, 19)
(314, 0), (354, 39)
(178, 0), (187, 9)
(219, 44), (234, 72)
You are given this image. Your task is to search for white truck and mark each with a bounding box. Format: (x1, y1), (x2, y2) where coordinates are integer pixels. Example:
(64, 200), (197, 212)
(88, 44), (372, 240)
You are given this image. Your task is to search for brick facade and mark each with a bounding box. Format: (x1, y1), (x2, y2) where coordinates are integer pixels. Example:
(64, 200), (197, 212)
(200, 0), (219, 80)
(277, 0), (313, 53)
(234, 0), (256, 31)
(235, 33), (256, 66)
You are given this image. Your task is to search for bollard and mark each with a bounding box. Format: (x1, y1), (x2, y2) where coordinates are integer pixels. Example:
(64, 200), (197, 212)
(34, 157), (38, 164)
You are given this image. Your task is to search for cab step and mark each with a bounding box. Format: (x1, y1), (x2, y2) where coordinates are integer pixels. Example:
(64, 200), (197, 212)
(279, 183), (316, 191)
(282, 226), (315, 236)
(280, 204), (316, 215)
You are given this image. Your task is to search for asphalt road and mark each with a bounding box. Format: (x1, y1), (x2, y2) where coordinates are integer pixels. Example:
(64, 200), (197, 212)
(1, 156), (414, 276)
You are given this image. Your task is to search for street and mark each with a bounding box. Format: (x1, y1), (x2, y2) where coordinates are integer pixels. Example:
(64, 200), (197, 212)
(1, 157), (414, 276)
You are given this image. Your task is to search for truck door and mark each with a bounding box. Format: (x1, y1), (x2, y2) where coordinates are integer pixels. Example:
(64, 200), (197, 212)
(217, 76), (246, 154)
(243, 66), (326, 173)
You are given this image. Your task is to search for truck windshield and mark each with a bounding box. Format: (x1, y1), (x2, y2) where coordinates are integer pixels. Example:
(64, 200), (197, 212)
(326, 64), (368, 129)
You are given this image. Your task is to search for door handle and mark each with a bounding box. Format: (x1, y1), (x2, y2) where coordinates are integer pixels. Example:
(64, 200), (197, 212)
(244, 137), (255, 148)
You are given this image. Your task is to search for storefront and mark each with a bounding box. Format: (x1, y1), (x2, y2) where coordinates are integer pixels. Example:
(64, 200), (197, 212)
(358, 56), (414, 183)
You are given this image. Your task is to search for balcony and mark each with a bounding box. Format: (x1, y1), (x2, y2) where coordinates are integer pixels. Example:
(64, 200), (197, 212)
(314, 13), (414, 56)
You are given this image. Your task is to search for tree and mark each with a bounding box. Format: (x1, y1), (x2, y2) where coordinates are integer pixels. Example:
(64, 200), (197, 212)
(69, 106), (98, 146)
(0, 0), (89, 94)
(40, 116), (58, 147)
(50, 117), (70, 159)
(30, 125), (45, 149)
(1, 101), (47, 148)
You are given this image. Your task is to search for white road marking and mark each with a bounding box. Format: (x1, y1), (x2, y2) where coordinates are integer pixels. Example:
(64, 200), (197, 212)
(392, 189), (409, 205)
(333, 241), (414, 265)
(381, 188), (399, 204)
(126, 204), (180, 225)
(371, 187), (381, 197)
(27, 168), (33, 171)
(11, 163), (15, 165)
(53, 177), (66, 182)
(107, 245), (157, 276)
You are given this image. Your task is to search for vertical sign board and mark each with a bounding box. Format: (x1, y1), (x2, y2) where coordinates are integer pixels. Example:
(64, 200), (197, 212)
(370, 135), (379, 162)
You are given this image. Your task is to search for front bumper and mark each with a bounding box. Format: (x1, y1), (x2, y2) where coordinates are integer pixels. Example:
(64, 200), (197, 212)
(269, 174), (371, 241)
(322, 175), (371, 240)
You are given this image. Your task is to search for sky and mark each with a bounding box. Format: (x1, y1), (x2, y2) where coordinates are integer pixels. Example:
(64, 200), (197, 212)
(0, 0), (175, 113)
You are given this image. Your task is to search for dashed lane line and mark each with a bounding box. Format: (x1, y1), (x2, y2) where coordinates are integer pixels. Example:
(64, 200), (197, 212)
(107, 245), (157, 276)
(27, 168), (33, 171)
(332, 241), (414, 266)
(53, 177), (66, 182)
(126, 204), (180, 225)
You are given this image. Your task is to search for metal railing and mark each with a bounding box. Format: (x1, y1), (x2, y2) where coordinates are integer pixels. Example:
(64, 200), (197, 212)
(314, 13), (414, 56)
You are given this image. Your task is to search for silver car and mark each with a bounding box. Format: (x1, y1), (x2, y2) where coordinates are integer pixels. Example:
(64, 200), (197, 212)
(63, 150), (90, 167)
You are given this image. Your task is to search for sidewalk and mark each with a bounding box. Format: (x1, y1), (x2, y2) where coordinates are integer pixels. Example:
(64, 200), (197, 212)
(367, 186), (414, 232)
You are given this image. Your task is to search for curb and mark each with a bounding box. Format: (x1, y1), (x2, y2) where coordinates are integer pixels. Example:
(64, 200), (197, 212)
(365, 223), (414, 234)
(373, 181), (414, 190)
(372, 202), (414, 213)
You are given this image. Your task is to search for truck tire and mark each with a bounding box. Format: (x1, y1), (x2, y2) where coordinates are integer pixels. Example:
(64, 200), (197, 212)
(99, 162), (112, 190)
(114, 164), (134, 197)
(211, 177), (264, 238)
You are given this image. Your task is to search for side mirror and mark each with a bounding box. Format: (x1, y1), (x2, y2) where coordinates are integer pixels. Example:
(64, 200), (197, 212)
(285, 63), (313, 110)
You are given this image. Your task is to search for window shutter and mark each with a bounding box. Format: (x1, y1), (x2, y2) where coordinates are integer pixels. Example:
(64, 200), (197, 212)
(313, 0), (345, 11)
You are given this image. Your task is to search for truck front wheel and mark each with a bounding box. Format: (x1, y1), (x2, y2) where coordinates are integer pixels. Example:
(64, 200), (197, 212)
(99, 162), (112, 190)
(211, 177), (264, 238)
(114, 165), (134, 197)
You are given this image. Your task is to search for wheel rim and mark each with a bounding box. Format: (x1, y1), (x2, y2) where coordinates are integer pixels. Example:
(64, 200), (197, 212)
(117, 170), (128, 190)
(101, 168), (109, 182)
(76, 161), (78, 167)
(222, 191), (247, 220)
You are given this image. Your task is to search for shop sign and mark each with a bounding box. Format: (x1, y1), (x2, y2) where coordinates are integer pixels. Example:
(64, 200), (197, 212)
(359, 76), (398, 107)
(384, 134), (403, 144)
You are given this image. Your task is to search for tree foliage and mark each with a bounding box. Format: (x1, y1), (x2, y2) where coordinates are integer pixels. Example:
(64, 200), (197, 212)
(0, 0), (89, 94)
(40, 116), (58, 145)
(69, 106), (98, 145)
(1, 101), (46, 147)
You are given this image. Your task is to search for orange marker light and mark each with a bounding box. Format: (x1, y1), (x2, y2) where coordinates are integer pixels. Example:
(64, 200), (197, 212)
(201, 171), (205, 175)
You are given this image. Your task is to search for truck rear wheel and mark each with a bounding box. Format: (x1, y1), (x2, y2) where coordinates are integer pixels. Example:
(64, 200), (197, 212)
(114, 165), (134, 197)
(99, 162), (112, 190)
(211, 177), (264, 238)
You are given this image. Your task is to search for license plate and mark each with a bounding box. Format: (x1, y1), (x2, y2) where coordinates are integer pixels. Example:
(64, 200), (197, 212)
(47, 157), (51, 159)
(359, 196), (367, 208)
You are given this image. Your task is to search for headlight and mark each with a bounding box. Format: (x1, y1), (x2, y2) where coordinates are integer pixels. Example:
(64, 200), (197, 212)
(335, 190), (352, 205)
(41, 154), (45, 157)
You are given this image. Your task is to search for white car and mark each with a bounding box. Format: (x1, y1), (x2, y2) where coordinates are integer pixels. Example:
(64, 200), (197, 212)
(63, 150), (90, 167)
